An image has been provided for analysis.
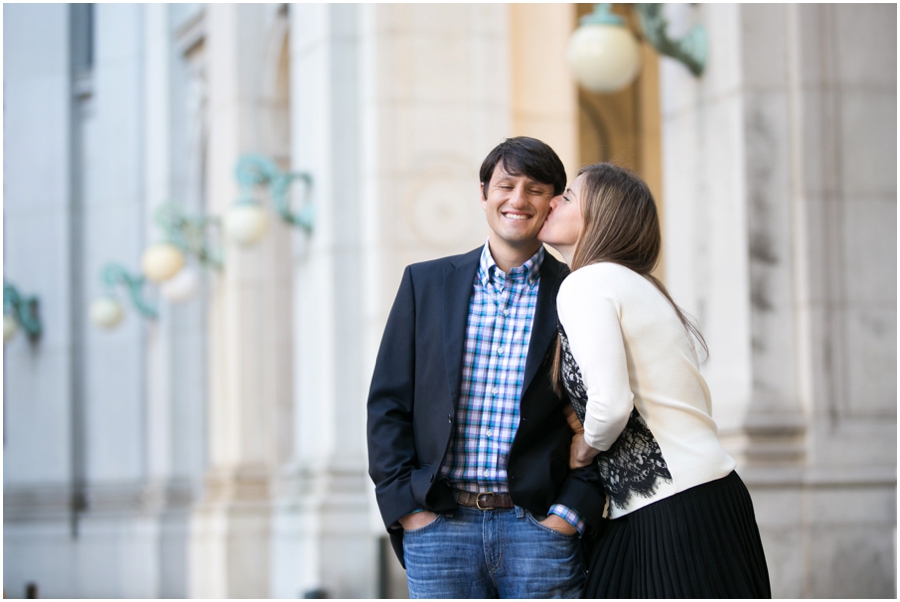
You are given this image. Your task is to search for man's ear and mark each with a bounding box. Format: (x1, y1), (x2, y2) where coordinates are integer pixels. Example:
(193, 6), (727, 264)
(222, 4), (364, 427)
(479, 182), (488, 209)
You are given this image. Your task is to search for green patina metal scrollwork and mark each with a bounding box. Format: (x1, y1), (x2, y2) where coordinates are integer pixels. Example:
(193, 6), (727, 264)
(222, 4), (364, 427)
(633, 3), (707, 77)
(235, 154), (315, 233)
(101, 264), (158, 319)
(154, 203), (223, 269)
(581, 3), (626, 27)
(4, 282), (42, 340)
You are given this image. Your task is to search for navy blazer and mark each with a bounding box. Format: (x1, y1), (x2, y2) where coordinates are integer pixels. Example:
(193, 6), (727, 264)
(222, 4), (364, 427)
(366, 246), (606, 566)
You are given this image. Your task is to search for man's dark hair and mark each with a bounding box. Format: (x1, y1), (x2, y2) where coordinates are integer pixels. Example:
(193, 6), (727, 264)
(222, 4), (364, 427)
(479, 136), (567, 197)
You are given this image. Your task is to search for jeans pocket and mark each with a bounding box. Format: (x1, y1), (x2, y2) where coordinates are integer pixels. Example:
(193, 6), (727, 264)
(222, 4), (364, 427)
(524, 511), (578, 540)
(402, 513), (444, 536)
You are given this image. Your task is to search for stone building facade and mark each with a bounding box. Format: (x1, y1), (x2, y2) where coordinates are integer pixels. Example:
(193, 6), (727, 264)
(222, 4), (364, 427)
(3, 3), (895, 598)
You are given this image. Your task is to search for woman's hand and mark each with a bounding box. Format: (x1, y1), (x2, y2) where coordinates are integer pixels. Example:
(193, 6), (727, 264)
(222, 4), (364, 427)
(563, 404), (600, 468)
(563, 404), (597, 469)
(563, 404), (583, 434)
(570, 431), (600, 469)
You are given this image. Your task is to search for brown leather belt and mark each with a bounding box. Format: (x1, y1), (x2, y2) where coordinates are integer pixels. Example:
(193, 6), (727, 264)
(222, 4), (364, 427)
(454, 490), (514, 510)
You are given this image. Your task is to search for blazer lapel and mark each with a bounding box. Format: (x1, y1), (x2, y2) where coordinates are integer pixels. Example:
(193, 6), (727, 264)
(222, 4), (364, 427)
(442, 248), (481, 407)
(522, 253), (566, 394)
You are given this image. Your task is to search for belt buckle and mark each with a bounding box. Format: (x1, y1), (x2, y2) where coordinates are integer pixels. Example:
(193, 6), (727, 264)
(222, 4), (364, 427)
(475, 492), (495, 510)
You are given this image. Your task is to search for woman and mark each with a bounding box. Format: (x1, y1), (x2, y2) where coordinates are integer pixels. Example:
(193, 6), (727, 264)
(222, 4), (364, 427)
(539, 163), (771, 598)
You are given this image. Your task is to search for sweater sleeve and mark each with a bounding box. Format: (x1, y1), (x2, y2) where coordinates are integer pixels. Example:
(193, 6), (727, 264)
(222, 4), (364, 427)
(557, 266), (634, 452)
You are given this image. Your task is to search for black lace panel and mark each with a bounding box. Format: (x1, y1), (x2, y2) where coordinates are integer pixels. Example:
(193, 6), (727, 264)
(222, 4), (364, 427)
(557, 323), (672, 512)
(558, 323), (587, 424)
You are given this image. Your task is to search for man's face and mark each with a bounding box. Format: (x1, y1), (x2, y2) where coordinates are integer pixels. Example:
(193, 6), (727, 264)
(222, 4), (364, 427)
(481, 161), (555, 253)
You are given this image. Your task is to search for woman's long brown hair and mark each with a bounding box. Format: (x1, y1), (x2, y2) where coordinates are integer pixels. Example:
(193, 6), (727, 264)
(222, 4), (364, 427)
(551, 163), (708, 396)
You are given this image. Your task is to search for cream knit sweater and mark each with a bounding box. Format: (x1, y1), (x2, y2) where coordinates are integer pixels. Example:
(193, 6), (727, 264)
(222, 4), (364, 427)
(557, 262), (735, 518)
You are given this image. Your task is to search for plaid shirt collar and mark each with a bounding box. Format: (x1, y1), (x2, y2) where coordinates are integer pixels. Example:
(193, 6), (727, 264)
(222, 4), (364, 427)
(478, 241), (545, 289)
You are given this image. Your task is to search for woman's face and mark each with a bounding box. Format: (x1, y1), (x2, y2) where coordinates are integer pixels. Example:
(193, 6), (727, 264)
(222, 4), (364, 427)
(538, 173), (584, 256)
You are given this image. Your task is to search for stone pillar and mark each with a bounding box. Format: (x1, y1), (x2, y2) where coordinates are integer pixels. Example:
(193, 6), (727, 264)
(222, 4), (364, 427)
(661, 4), (775, 437)
(660, 3), (896, 597)
(143, 3), (173, 499)
(510, 4), (579, 182)
(188, 4), (292, 598)
(781, 4), (896, 597)
(359, 7), (516, 596)
(270, 5), (374, 598)
(271, 5), (517, 598)
(74, 4), (162, 597)
(3, 5), (76, 597)
(142, 4), (207, 597)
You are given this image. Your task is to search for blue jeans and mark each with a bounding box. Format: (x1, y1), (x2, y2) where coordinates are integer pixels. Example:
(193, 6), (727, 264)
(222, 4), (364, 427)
(402, 506), (586, 598)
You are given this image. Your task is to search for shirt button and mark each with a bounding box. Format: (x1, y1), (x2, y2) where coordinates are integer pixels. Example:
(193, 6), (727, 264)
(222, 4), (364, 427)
(486, 430), (493, 438)
(503, 309), (510, 316)
(498, 348), (504, 356)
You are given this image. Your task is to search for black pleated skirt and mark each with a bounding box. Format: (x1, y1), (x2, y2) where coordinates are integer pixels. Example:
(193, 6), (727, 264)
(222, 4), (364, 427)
(583, 471), (771, 598)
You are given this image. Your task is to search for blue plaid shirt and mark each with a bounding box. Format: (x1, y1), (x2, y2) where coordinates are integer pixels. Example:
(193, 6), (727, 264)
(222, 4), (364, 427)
(439, 242), (584, 534)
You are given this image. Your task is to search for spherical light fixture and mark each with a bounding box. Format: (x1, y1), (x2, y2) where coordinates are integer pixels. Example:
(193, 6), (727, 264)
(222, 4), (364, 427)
(90, 296), (125, 329)
(141, 242), (186, 283)
(567, 5), (642, 94)
(224, 200), (269, 246)
(159, 265), (200, 304)
(4, 313), (18, 343)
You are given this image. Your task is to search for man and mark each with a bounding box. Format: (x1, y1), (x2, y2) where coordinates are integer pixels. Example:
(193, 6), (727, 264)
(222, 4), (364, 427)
(367, 137), (606, 598)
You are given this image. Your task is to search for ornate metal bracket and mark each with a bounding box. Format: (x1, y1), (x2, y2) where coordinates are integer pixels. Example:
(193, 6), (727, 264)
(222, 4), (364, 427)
(234, 154), (315, 234)
(633, 3), (707, 77)
(3, 282), (42, 340)
(154, 202), (223, 269)
(100, 264), (158, 319)
(580, 2), (626, 27)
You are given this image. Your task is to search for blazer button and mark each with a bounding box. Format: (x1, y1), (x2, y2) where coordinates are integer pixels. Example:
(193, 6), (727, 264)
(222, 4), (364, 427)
(448, 414), (453, 423)
(429, 473), (435, 483)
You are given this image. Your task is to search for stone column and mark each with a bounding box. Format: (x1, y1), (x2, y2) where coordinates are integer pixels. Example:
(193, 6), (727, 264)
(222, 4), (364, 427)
(188, 4), (292, 598)
(142, 4), (209, 597)
(271, 5), (518, 598)
(359, 6), (516, 596)
(2, 5), (76, 596)
(270, 5), (374, 598)
(781, 4), (896, 597)
(660, 3), (896, 597)
(510, 4), (579, 182)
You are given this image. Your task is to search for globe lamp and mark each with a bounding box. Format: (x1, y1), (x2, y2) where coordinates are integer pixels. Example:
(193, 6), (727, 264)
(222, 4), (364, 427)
(4, 313), (18, 343)
(90, 296), (125, 329)
(141, 242), (186, 283)
(225, 200), (269, 246)
(159, 266), (200, 304)
(567, 5), (642, 94)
